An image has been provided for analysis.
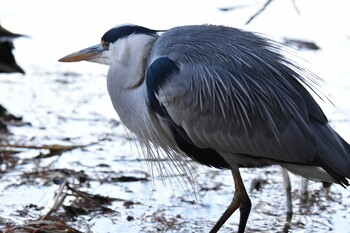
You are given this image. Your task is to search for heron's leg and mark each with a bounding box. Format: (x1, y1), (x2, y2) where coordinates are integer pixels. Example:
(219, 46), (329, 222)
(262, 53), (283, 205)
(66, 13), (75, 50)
(281, 168), (293, 233)
(281, 168), (293, 218)
(234, 168), (252, 233)
(210, 167), (251, 233)
(322, 181), (332, 199)
(300, 178), (309, 204)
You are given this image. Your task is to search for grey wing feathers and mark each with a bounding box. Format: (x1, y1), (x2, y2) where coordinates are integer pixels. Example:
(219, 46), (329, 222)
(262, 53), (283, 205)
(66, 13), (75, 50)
(158, 62), (316, 164)
(148, 25), (350, 181)
(152, 25), (327, 123)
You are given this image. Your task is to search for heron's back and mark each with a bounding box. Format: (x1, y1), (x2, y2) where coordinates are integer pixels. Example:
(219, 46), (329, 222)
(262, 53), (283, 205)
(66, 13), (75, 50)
(147, 24), (350, 185)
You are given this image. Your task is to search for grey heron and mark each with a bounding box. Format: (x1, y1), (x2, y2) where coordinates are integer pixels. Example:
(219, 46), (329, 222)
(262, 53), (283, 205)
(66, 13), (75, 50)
(59, 24), (350, 232)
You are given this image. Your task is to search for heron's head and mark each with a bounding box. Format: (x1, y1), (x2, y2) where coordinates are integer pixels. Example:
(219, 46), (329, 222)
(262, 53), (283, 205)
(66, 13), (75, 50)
(59, 24), (159, 65)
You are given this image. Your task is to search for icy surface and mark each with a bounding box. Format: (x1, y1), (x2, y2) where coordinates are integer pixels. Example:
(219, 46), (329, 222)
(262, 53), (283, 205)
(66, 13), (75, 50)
(1, 0), (350, 232)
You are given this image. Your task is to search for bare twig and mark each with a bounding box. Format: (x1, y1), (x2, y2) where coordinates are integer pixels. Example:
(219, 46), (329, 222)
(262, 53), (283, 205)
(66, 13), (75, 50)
(41, 179), (68, 219)
(41, 179), (113, 221)
(65, 183), (113, 212)
(291, 0), (300, 15)
(246, 0), (274, 25)
(245, 0), (301, 25)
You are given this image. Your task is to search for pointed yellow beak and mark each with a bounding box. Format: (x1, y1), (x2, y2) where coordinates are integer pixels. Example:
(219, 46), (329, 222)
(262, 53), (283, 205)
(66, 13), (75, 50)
(59, 44), (108, 64)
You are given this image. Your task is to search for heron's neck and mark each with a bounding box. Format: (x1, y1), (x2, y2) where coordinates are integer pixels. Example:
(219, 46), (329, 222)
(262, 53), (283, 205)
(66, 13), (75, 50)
(109, 34), (157, 88)
(107, 34), (157, 136)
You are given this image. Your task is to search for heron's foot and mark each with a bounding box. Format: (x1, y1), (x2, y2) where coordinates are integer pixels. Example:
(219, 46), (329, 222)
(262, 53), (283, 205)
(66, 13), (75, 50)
(237, 194), (251, 233)
(286, 211), (293, 222)
(281, 209), (293, 233)
(282, 220), (292, 233)
(209, 190), (251, 233)
(209, 190), (241, 233)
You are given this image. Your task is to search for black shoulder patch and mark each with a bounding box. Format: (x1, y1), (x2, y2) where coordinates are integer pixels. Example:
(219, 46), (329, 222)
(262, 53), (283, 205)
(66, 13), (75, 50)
(146, 57), (179, 117)
(102, 25), (158, 43)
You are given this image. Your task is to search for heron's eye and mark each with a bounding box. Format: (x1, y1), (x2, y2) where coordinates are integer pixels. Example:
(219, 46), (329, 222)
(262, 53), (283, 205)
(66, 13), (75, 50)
(102, 41), (110, 48)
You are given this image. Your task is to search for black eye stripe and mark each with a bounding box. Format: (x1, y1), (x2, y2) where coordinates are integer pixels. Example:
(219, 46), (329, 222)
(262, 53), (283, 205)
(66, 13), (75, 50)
(101, 25), (158, 44)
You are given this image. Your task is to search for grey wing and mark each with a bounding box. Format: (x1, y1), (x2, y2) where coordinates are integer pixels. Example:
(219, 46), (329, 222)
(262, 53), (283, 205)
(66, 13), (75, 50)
(146, 57), (326, 168)
(146, 25), (350, 184)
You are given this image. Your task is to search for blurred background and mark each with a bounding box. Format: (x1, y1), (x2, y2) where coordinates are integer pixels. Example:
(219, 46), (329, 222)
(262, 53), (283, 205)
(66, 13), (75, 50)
(1, 0), (350, 232)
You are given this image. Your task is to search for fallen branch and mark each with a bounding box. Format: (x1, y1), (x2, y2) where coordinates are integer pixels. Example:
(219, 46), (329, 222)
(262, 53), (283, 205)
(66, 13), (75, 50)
(65, 183), (114, 212)
(7, 219), (82, 233)
(0, 142), (98, 159)
(0, 142), (95, 151)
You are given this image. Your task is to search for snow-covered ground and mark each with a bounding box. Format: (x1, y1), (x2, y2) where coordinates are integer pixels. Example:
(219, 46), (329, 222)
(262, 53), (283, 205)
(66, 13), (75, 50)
(1, 0), (350, 232)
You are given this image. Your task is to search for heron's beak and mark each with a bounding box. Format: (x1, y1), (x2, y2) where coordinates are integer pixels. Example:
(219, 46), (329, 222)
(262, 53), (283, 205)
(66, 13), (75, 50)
(58, 44), (109, 65)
